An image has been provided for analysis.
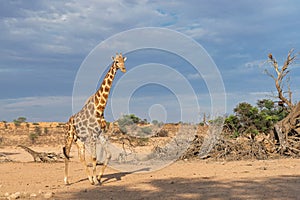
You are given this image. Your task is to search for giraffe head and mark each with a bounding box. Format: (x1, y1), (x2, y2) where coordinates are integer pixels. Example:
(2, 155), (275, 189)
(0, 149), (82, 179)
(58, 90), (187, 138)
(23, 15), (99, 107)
(112, 53), (127, 73)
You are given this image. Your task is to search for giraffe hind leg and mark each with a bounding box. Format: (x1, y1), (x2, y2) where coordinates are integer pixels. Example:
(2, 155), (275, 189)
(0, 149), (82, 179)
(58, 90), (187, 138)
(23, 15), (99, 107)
(90, 142), (99, 185)
(97, 139), (112, 183)
(76, 141), (95, 185)
(92, 156), (99, 184)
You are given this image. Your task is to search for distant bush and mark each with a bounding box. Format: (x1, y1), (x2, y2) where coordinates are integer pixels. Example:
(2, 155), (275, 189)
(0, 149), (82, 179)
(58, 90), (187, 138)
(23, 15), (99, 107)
(156, 129), (168, 137)
(199, 122), (205, 126)
(13, 117), (27, 127)
(2, 121), (8, 129)
(117, 114), (142, 134)
(117, 115), (134, 127)
(152, 120), (164, 127)
(34, 126), (42, 136)
(141, 127), (152, 135)
(119, 126), (128, 134)
(152, 120), (159, 125)
(29, 133), (38, 144)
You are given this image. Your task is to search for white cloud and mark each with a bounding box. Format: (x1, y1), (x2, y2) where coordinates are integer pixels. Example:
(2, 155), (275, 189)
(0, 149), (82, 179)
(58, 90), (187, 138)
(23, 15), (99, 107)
(187, 73), (202, 80)
(0, 96), (72, 122)
(245, 59), (266, 69)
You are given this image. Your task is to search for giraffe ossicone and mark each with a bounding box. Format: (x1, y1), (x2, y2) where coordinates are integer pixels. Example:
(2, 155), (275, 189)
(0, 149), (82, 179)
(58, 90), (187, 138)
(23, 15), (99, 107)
(63, 53), (127, 185)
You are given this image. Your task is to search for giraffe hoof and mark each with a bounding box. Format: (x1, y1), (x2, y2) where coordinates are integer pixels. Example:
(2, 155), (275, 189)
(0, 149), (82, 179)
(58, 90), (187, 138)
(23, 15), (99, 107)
(88, 176), (95, 185)
(93, 177), (100, 185)
(64, 177), (70, 185)
(97, 176), (103, 184)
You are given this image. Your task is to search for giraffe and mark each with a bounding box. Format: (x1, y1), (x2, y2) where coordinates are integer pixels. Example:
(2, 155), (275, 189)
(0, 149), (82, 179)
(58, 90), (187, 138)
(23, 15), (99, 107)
(63, 53), (127, 185)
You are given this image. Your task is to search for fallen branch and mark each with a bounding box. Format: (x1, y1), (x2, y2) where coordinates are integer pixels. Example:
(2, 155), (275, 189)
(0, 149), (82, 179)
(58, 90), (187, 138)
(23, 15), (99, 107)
(18, 145), (63, 162)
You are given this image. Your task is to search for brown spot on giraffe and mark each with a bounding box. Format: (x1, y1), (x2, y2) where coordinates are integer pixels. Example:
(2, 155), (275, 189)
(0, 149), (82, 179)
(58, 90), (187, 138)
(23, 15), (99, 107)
(101, 86), (105, 93)
(96, 105), (105, 112)
(100, 98), (106, 105)
(94, 96), (99, 106)
(103, 93), (108, 99)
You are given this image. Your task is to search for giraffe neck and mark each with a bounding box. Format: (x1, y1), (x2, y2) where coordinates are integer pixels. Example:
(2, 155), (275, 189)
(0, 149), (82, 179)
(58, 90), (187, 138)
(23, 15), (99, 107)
(94, 63), (117, 117)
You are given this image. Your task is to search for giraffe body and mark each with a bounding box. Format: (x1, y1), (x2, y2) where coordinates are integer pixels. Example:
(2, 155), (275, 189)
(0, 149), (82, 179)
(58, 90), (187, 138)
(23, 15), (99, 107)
(63, 53), (127, 185)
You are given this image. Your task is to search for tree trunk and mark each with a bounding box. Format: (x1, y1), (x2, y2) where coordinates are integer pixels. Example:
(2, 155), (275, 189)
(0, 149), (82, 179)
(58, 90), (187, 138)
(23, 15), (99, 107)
(274, 102), (300, 155)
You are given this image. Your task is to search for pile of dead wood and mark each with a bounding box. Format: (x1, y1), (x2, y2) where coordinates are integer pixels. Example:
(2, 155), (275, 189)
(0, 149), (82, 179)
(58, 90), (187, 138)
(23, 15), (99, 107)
(181, 101), (299, 160)
(180, 122), (300, 161)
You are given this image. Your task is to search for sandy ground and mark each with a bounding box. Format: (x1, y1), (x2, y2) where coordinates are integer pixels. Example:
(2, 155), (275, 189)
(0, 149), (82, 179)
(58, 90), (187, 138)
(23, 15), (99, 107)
(0, 147), (300, 200)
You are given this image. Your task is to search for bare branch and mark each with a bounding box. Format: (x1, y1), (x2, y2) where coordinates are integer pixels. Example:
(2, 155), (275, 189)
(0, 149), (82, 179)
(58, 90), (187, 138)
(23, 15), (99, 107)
(266, 49), (298, 109)
(264, 69), (276, 80)
(282, 49), (296, 72)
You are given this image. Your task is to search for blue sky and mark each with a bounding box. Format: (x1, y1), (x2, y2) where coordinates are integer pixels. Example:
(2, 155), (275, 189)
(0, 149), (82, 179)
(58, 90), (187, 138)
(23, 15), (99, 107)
(0, 0), (299, 122)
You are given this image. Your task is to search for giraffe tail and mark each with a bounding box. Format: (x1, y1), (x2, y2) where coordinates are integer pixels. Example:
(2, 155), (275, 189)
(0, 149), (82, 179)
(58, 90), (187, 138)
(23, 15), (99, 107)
(63, 147), (70, 160)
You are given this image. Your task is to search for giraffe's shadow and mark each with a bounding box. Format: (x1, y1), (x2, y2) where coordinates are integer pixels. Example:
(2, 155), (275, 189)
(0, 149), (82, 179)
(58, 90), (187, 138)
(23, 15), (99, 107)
(72, 167), (151, 186)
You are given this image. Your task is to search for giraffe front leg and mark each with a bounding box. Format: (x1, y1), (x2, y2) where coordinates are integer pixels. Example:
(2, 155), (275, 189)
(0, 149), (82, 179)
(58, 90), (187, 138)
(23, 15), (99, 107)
(64, 156), (70, 185)
(63, 134), (73, 185)
(91, 142), (99, 185)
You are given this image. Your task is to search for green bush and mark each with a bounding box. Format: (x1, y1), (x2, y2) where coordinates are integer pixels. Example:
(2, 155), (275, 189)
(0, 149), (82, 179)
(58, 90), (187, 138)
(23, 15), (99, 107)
(29, 133), (38, 144)
(117, 114), (142, 134)
(141, 127), (152, 135)
(224, 99), (288, 137)
(152, 120), (159, 125)
(156, 129), (168, 137)
(44, 127), (48, 134)
(13, 117), (27, 126)
(34, 126), (42, 136)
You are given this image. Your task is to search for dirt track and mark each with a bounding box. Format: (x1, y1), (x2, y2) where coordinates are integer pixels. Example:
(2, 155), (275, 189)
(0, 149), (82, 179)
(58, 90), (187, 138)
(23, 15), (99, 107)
(0, 147), (299, 200)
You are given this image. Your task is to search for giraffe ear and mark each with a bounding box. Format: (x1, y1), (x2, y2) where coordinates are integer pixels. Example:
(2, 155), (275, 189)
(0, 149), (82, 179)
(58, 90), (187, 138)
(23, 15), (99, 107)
(112, 56), (115, 60)
(123, 57), (127, 62)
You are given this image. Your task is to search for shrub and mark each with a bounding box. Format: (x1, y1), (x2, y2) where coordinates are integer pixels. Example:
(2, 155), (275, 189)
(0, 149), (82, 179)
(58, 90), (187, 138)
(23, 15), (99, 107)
(117, 114), (142, 134)
(117, 115), (134, 127)
(44, 127), (48, 134)
(2, 121), (8, 129)
(34, 126), (42, 136)
(141, 127), (152, 135)
(29, 133), (38, 144)
(156, 129), (168, 137)
(152, 120), (159, 125)
(13, 117), (27, 126)
(224, 99), (289, 137)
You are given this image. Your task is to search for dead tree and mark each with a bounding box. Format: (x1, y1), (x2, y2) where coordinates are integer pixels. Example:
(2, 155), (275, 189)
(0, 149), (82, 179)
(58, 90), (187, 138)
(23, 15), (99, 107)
(266, 49), (300, 155)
